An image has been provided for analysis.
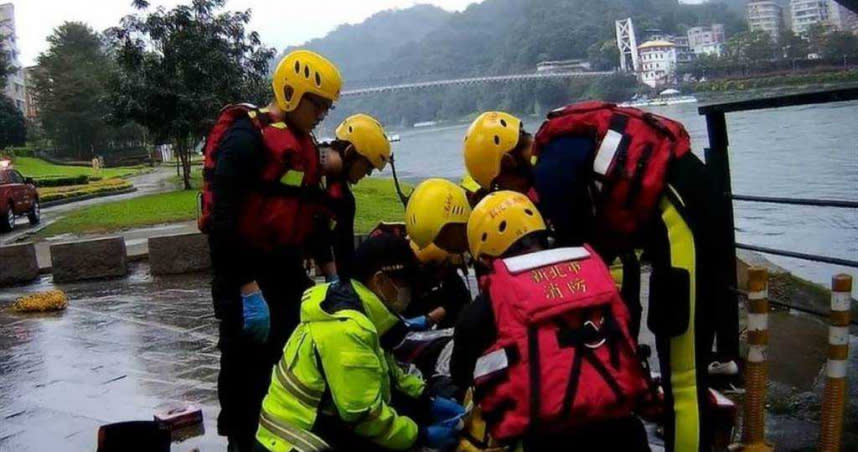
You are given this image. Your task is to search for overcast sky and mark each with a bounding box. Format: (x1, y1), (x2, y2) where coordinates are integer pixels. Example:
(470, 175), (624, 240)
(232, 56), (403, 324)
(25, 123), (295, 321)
(11, 0), (479, 67)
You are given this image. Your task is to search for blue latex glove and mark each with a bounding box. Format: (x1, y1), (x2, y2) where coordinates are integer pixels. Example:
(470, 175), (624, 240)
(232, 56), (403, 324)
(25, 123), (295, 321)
(242, 291), (270, 343)
(421, 424), (459, 450)
(404, 315), (431, 331)
(431, 397), (465, 424)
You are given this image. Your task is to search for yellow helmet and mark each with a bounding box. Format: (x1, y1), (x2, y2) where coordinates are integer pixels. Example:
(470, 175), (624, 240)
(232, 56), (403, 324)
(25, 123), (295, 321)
(406, 178), (472, 250)
(467, 190), (546, 259)
(336, 114), (391, 170)
(410, 240), (451, 265)
(272, 50), (342, 112)
(463, 111), (523, 189)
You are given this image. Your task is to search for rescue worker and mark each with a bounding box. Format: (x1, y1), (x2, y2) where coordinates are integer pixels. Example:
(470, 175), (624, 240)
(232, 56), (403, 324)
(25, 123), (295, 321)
(255, 234), (465, 452)
(405, 178), (472, 255)
(451, 191), (650, 452)
(310, 114), (392, 281)
(404, 242), (470, 330)
(462, 107), (736, 452)
(201, 50), (342, 451)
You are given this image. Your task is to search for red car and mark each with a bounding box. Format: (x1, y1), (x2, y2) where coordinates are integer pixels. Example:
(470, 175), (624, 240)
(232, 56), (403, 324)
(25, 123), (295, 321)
(0, 167), (40, 232)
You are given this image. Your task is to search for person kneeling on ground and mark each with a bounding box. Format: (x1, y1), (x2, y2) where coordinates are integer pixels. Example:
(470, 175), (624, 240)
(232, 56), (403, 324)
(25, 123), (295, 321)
(255, 234), (465, 452)
(451, 191), (651, 452)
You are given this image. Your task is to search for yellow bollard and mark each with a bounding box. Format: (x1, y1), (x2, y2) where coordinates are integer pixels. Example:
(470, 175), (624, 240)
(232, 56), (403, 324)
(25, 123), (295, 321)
(737, 267), (774, 452)
(819, 274), (852, 452)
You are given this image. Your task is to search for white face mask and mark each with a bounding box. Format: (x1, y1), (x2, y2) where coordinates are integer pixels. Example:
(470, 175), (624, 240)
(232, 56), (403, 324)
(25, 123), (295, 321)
(387, 281), (412, 314)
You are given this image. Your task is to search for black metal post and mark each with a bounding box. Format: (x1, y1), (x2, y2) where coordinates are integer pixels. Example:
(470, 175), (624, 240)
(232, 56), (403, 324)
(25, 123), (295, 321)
(704, 111), (740, 335)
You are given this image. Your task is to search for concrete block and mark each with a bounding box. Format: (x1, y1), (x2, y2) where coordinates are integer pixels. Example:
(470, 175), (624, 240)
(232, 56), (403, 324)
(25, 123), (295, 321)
(148, 233), (211, 275)
(0, 242), (39, 286)
(50, 237), (128, 282)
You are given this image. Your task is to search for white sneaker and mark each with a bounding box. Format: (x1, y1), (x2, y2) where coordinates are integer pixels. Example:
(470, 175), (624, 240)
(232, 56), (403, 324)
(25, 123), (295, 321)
(708, 360), (739, 376)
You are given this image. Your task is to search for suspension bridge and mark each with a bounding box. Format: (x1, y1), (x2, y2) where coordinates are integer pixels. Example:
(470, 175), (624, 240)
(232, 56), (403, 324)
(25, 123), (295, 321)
(340, 70), (616, 97)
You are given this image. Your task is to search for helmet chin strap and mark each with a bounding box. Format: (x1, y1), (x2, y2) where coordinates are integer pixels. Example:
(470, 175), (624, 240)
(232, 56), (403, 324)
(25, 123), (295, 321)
(389, 154), (412, 207)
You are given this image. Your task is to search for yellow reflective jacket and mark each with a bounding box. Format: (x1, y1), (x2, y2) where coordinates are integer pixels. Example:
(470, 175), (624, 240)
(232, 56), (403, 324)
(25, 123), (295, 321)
(256, 280), (426, 452)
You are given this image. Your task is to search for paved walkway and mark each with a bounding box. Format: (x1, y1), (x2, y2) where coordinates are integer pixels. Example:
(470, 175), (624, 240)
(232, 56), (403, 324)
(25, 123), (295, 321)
(1, 261), (855, 451)
(1, 167), (179, 246)
(0, 265), (223, 451)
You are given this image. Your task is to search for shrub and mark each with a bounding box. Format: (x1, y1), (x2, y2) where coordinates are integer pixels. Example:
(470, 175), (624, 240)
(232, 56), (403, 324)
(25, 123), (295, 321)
(38, 178), (133, 202)
(34, 174), (90, 187)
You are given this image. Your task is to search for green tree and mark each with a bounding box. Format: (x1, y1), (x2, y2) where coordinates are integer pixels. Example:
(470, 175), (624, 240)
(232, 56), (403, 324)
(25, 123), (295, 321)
(587, 40), (620, 71)
(106, 0), (274, 189)
(778, 29), (809, 60)
(821, 31), (858, 59)
(29, 22), (114, 159)
(806, 23), (828, 56)
(581, 73), (639, 102)
(0, 96), (26, 149)
(724, 30), (776, 64)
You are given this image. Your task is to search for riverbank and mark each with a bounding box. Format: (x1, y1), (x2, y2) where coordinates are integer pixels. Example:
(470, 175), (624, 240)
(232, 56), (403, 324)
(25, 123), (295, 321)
(691, 72), (858, 102)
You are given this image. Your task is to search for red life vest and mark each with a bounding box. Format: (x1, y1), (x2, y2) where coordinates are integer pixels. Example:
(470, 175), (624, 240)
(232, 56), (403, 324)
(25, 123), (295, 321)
(198, 104), (329, 252)
(473, 246), (647, 440)
(533, 101), (691, 244)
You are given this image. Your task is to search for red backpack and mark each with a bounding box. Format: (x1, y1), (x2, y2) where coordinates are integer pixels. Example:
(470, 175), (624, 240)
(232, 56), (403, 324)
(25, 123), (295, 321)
(533, 101), (691, 242)
(198, 104), (267, 233)
(474, 246), (647, 440)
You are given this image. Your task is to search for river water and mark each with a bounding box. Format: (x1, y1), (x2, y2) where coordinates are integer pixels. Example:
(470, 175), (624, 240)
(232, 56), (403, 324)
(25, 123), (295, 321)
(387, 100), (858, 295)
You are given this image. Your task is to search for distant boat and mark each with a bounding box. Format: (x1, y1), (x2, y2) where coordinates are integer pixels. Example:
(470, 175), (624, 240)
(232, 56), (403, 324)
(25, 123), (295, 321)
(413, 121), (438, 128)
(389, 134), (401, 143)
(619, 92), (698, 108)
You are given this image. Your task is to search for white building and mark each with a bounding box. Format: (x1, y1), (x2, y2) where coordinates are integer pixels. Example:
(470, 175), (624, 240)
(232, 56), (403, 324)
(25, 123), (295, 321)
(748, 0), (785, 40)
(791, 0), (832, 35)
(0, 3), (26, 114)
(827, 0), (858, 33)
(638, 40), (677, 88)
(687, 24), (726, 56)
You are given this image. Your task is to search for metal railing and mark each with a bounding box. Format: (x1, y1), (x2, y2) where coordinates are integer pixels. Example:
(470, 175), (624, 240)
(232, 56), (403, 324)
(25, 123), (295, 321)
(698, 87), (858, 318)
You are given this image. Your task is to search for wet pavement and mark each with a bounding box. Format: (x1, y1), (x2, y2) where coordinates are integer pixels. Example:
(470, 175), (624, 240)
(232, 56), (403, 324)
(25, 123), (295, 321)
(0, 261), (855, 451)
(0, 264), (224, 451)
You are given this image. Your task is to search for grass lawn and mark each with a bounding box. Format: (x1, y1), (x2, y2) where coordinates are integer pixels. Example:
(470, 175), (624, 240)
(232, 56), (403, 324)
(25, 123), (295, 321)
(38, 177), (411, 237)
(13, 157), (144, 180)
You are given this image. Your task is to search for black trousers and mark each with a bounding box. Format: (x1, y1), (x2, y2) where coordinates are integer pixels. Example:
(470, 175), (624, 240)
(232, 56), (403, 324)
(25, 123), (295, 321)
(643, 152), (736, 452)
(214, 251), (313, 452)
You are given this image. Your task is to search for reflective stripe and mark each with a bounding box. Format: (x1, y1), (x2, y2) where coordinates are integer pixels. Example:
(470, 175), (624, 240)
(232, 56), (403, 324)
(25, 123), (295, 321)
(260, 412), (330, 452)
(593, 129), (623, 177)
(829, 326), (849, 346)
(747, 345), (767, 363)
(474, 348), (509, 380)
(275, 360), (322, 407)
(503, 247), (590, 273)
(826, 359), (848, 378)
(748, 289), (768, 301)
(747, 313), (767, 332)
(270, 122), (288, 130)
(832, 292), (851, 311)
(281, 171), (305, 187)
